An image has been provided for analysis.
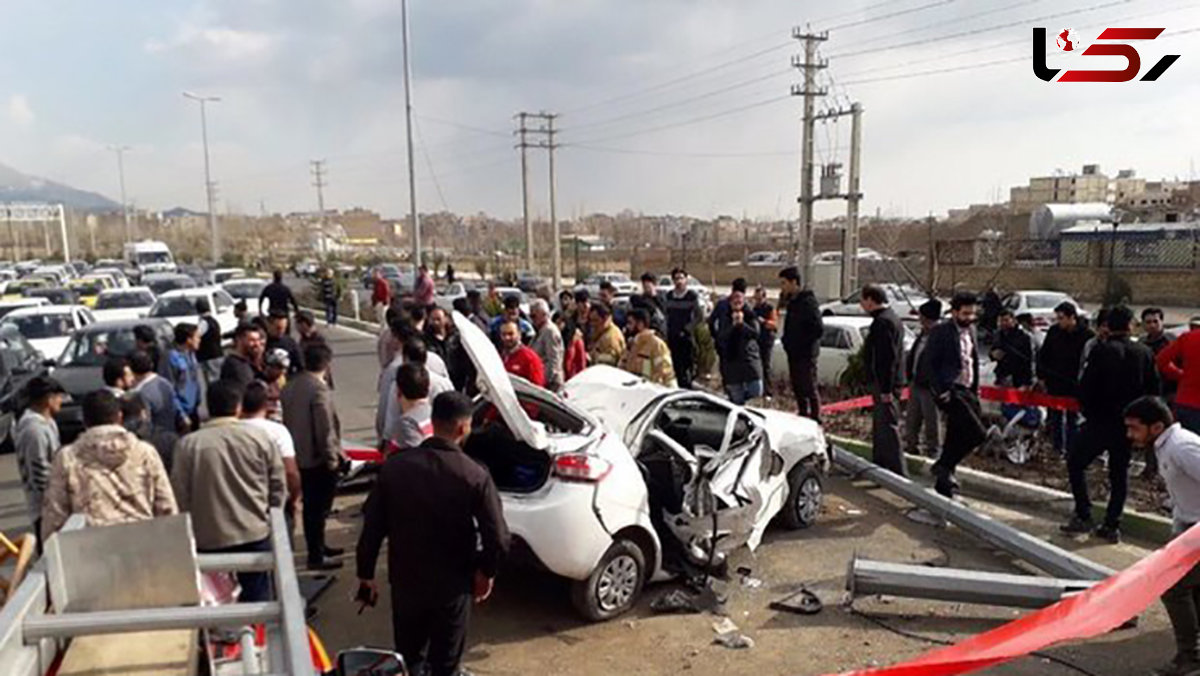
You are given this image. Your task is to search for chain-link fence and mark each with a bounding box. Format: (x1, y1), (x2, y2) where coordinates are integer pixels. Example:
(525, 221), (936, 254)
(937, 234), (1199, 270)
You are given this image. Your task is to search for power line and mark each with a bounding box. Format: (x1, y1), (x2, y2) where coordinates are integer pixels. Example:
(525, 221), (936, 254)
(571, 143), (796, 158)
(413, 116), (450, 212)
(826, 0), (1129, 59)
(833, 0), (1041, 48)
(570, 93), (791, 146)
(824, 0), (956, 31)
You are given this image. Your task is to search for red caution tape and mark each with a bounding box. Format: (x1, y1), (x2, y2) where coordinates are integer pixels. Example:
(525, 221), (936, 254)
(343, 445), (383, 463)
(824, 523), (1200, 676)
(820, 386), (1080, 415)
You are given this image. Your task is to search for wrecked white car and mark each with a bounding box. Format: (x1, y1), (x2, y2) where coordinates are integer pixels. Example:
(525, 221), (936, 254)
(452, 312), (828, 621)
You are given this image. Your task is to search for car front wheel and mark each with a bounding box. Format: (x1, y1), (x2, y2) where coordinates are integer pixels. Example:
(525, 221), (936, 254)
(570, 539), (646, 622)
(781, 463), (823, 529)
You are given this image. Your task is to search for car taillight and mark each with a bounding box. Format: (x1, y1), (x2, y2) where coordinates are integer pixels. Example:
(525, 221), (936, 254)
(554, 453), (612, 482)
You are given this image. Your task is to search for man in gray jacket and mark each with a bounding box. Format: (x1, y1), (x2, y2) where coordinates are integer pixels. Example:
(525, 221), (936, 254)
(282, 343), (346, 571)
(172, 379), (284, 602)
(15, 376), (64, 542)
(530, 299), (564, 391)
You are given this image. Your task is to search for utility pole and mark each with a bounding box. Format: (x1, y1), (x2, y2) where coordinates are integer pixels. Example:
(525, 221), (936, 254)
(182, 91), (221, 263)
(107, 144), (132, 243)
(547, 114), (560, 291)
(514, 111), (559, 280)
(401, 0), (421, 267)
(311, 160), (328, 228)
(790, 29), (828, 286)
(843, 103), (863, 297)
(516, 112), (533, 271)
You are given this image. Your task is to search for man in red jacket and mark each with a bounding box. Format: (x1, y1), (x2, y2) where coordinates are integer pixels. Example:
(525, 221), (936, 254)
(1157, 325), (1200, 434)
(498, 320), (544, 387)
(371, 268), (392, 326)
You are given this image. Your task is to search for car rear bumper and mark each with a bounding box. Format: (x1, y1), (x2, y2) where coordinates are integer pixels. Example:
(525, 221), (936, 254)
(501, 480), (612, 581)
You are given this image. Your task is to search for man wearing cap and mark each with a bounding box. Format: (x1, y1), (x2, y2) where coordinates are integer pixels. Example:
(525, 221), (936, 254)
(904, 299), (943, 459)
(15, 375), (64, 541)
(266, 309), (303, 376)
(263, 348), (291, 421)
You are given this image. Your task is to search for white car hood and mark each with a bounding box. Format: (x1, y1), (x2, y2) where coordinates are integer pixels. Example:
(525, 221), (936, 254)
(451, 310), (548, 451)
(93, 308), (149, 323)
(30, 336), (70, 362)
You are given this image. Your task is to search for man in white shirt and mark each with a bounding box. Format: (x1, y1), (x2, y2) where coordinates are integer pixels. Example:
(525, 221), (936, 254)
(241, 381), (301, 536)
(376, 338), (452, 445)
(1124, 395), (1200, 676)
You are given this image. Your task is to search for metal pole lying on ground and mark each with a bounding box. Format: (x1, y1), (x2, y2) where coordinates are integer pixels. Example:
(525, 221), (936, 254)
(831, 445), (1115, 581)
(847, 556), (1097, 609)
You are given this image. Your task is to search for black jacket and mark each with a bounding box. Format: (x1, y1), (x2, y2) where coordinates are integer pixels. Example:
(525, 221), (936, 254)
(1036, 324), (1094, 396)
(197, 315), (223, 362)
(905, 329), (934, 388)
(1078, 334), (1160, 424)
(991, 326), (1035, 387)
(864, 307), (904, 392)
(629, 292), (666, 335)
(356, 436), (510, 596)
(267, 333), (304, 375)
(259, 281), (298, 316)
(716, 312), (763, 385)
(220, 352), (263, 387)
(781, 290), (823, 362)
(925, 320), (979, 394)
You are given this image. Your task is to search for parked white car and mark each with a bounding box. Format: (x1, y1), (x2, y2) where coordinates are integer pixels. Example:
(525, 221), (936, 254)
(91, 267), (132, 288)
(92, 287), (157, 323)
(208, 268), (247, 285)
(0, 297), (50, 320)
(221, 278), (269, 305)
(1000, 290), (1090, 330)
(579, 272), (637, 297)
(453, 312), (827, 621)
(655, 275), (714, 315)
(0, 305), (94, 361)
(819, 283), (930, 319)
(148, 287), (238, 337)
(771, 316), (917, 387)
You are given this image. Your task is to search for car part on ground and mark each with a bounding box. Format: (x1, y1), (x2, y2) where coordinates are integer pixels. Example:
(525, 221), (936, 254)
(846, 556), (1096, 610)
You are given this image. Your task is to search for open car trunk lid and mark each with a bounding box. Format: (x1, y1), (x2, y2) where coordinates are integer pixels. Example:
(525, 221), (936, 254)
(452, 310), (548, 452)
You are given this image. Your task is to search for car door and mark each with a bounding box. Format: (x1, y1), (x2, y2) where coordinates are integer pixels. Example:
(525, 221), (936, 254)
(632, 392), (775, 558)
(817, 326), (854, 386)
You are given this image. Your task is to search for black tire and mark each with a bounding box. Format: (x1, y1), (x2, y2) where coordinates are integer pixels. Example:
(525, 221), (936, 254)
(781, 463), (823, 529)
(570, 539), (646, 622)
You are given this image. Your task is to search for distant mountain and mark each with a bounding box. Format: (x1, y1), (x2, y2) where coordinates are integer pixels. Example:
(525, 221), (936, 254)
(0, 162), (119, 211)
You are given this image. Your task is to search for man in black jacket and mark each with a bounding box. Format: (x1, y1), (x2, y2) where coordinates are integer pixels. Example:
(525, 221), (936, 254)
(991, 309), (1035, 388)
(861, 284), (905, 475)
(356, 392), (510, 676)
(778, 266), (823, 421)
(927, 292), (986, 497)
(629, 272), (665, 335)
(662, 268), (704, 389)
(258, 269), (299, 317)
(1036, 302), (1094, 455)
(1061, 306), (1160, 543)
(195, 298), (224, 384)
(904, 299), (942, 458)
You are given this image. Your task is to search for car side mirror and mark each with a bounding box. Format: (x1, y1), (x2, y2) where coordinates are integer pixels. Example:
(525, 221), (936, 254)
(335, 648), (407, 676)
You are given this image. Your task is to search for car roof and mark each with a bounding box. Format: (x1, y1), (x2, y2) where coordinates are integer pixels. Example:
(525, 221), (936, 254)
(823, 316), (880, 329)
(4, 305), (85, 317)
(98, 286), (154, 295)
(157, 287), (214, 298)
(79, 317), (171, 331)
(143, 272), (191, 280)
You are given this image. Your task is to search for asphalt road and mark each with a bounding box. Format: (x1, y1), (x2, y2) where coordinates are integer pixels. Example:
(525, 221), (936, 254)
(0, 318), (1181, 675)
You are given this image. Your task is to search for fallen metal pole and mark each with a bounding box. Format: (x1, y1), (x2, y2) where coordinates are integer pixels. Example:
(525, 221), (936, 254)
(847, 556), (1097, 609)
(196, 552), (275, 572)
(22, 603), (280, 640)
(832, 445), (1115, 581)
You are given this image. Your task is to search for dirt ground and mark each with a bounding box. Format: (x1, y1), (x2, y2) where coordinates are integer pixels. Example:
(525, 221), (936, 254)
(310, 473), (1171, 676)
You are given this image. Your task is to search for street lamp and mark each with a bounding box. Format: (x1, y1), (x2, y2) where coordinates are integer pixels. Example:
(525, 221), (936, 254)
(106, 144), (132, 243)
(182, 91), (221, 263)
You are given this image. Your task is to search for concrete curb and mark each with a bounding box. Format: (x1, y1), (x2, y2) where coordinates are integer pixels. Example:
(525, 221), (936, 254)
(829, 435), (1173, 545)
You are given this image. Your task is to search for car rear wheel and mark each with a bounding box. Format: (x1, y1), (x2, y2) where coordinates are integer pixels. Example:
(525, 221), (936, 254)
(781, 463), (823, 529)
(570, 539), (646, 622)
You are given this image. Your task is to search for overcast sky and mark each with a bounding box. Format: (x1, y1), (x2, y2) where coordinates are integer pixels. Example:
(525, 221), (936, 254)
(1, 0), (1198, 221)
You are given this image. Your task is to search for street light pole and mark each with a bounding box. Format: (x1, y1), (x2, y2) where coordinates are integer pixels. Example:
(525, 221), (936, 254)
(107, 144), (132, 244)
(183, 91), (221, 264)
(401, 0), (421, 267)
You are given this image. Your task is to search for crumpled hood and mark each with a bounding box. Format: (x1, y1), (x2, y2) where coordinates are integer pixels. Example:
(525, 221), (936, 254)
(71, 424), (139, 469)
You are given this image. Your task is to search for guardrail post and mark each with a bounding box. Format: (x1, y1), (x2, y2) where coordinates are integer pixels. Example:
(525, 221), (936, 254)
(350, 289), (361, 322)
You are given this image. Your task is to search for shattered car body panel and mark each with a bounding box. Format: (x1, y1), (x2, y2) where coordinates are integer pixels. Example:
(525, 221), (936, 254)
(563, 365), (827, 568)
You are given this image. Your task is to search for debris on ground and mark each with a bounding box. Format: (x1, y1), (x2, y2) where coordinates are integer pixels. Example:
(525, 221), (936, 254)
(650, 589), (702, 615)
(769, 587), (824, 615)
(711, 617), (755, 650)
(736, 565), (763, 589)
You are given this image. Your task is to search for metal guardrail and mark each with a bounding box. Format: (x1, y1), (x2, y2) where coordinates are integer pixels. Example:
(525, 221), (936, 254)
(0, 508), (314, 675)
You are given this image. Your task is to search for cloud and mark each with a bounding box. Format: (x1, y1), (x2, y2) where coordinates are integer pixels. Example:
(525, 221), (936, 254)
(145, 23), (279, 62)
(7, 94), (34, 127)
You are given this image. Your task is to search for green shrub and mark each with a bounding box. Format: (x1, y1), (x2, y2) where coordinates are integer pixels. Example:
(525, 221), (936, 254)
(839, 342), (871, 395)
(693, 323), (717, 377)
(1103, 274), (1133, 306)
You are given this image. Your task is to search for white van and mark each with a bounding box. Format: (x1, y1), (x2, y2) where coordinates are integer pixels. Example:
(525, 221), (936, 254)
(123, 240), (177, 275)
